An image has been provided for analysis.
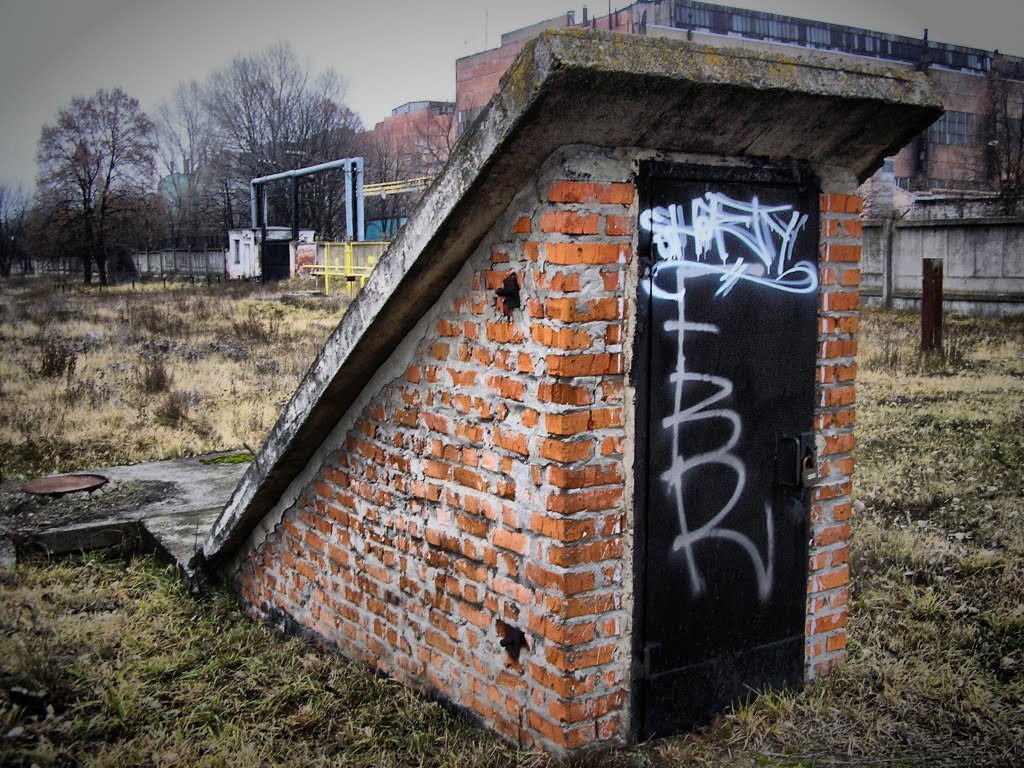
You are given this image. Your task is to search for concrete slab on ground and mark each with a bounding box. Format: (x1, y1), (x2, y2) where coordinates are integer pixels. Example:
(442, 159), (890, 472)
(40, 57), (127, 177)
(13, 455), (247, 579)
(99, 455), (248, 520)
(142, 507), (224, 574)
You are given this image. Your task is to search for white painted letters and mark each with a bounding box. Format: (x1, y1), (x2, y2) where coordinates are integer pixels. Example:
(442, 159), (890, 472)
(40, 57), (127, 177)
(640, 192), (817, 297)
(641, 192), (813, 602)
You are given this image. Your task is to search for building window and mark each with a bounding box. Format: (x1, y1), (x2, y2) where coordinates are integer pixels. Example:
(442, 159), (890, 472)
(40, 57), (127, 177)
(928, 110), (973, 146)
(233, 240), (240, 264)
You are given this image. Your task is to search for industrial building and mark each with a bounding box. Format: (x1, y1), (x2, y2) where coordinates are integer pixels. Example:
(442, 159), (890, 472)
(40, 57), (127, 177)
(456, 0), (1024, 215)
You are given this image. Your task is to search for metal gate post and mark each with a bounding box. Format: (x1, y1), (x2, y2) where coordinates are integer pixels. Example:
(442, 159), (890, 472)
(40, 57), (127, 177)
(291, 176), (300, 242)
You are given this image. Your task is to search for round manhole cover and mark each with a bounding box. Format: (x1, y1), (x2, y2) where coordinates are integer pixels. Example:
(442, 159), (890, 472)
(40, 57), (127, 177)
(21, 473), (109, 497)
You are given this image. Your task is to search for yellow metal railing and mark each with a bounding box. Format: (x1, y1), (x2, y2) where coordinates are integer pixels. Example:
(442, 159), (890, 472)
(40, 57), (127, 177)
(311, 241), (390, 297)
(363, 177), (433, 198)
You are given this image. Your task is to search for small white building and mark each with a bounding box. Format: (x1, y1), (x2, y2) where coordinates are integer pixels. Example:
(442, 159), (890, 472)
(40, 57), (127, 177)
(226, 227), (315, 280)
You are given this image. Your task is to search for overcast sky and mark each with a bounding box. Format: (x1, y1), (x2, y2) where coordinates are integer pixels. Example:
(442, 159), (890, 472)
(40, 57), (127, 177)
(1, 0), (1022, 189)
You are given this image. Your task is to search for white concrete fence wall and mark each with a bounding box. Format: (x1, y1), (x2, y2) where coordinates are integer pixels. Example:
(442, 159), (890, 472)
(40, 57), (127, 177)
(131, 249), (225, 278)
(862, 218), (1024, 315)
(31, 249), (226, 280)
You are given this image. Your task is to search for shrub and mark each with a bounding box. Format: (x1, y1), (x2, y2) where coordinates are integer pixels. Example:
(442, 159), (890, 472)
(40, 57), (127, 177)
(130, 300), (187, 337)
(139, 358), (172, 394)
(231, 305), (281, 343)
(154, 391), (190, 427)
(62, 379), (113, 408)
(38, 335), (77, 380)
(172, 289), (214, 322)
(17, 292), (73, 325)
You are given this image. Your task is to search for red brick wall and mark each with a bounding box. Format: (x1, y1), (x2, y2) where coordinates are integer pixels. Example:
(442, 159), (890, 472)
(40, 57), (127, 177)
(366, 103), (456, 177)
(456, 43), (529, 116)
(806, 192), (861, 677)
(234, 168), (635, 751)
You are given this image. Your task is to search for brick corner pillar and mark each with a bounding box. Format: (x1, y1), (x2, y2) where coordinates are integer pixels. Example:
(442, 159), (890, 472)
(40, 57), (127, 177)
(806, 192), (862, 679)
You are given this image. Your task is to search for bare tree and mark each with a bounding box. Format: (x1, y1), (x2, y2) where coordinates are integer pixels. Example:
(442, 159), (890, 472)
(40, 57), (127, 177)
(981, 57), (1024, 214)
(202, 43), (362, 237)
(0, 182), (30, 277)
(357, 103), (456, 240)
(156, 80), (221, 246)
(412, 104), (458, 176)
(36, 88), (156, 284)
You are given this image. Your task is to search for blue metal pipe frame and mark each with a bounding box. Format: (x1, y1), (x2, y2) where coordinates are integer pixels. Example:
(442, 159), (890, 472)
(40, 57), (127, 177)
(250, 157), (365, 241)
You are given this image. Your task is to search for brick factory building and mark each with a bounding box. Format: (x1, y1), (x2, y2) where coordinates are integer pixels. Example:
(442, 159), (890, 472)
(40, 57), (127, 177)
(198, 30), (940, 753)
(360, 100), (457, 238)
(363, 100), (456, 180)
(456, 0), (1024, 216)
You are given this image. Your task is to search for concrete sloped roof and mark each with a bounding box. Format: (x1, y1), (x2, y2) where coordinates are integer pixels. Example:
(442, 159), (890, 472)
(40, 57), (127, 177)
(200, 28), (942, 567)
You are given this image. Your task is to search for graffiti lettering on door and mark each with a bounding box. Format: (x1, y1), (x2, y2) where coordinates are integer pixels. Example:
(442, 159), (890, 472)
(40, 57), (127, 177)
(640, 192), (817, 602)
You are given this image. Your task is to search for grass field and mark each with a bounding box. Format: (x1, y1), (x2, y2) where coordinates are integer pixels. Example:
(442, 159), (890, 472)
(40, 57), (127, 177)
(1, 279), (1023, 766)
(0, 277), (342, 479)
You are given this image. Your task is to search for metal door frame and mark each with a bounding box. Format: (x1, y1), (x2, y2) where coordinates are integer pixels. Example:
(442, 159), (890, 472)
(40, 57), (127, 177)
(261, 241), (291, 282)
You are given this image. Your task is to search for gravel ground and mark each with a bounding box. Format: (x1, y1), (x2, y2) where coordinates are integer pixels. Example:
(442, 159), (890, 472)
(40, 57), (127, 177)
(0, 478), (176, 537)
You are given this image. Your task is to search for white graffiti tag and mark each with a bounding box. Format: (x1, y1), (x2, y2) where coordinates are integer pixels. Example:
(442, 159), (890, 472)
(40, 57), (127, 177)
(641, 192), (814, 602)
(640, 192), (817, 297)
(656, 279), (775, 601)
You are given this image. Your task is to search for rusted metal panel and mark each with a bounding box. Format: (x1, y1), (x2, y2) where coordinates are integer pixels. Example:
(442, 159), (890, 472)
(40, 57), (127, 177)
(921, 257), (944, 351)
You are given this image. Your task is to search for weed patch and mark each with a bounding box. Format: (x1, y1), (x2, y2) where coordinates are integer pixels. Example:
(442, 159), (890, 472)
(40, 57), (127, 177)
(200, 451), (254, 465)
(0, 555), (529, 768)
(2, 288), (1022, 765)
(231, 303), (282, 343)
(151, 391), (184, 427)
(138, 358), (172, 394)
(130, 301), (187, 337)
(36, 335), (76, 380)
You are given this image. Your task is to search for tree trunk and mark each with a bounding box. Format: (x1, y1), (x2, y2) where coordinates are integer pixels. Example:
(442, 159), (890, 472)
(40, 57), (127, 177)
(0, 238), (11, 277)
(96, 222), (109, 286)
(222, 181), (235, 231)
(97, 250), (109, 286)
(81, 219), (94, 283)
(82, 246), (92, 284)
(81, 196), (95, 284)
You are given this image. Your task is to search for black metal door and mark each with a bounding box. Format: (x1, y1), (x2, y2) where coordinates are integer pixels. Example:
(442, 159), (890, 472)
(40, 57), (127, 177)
(261, 242), (290, 281)
(634, 162), (819, 738)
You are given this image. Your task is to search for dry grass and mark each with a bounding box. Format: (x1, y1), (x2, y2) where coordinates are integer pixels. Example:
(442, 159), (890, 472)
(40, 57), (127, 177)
(0, 276), (344, 478)
(0, 555), (527, 768)
(1, 295), (1023, 766)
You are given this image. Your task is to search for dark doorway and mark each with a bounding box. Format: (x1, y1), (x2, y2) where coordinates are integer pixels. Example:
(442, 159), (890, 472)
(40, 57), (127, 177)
(633, 162), (819, 738)
(261, 241), (291, 282)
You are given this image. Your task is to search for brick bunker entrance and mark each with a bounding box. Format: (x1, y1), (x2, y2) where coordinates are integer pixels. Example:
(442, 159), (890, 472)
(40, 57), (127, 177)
(197, 30), (942, 752)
